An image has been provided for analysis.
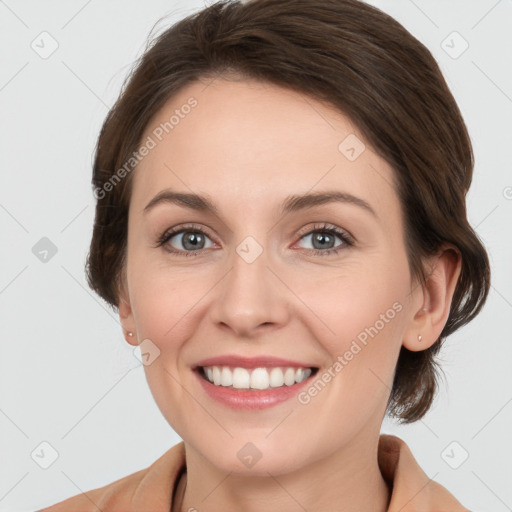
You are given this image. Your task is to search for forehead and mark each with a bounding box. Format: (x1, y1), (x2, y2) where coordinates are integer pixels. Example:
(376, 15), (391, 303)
(131, 78), (398, 220)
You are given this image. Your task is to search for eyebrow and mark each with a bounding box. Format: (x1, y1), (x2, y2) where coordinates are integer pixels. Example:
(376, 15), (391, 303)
(143, 189), (377, 218)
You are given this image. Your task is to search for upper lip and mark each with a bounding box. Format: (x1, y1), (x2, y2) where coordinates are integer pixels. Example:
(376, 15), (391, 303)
(193, 355), (318, 370)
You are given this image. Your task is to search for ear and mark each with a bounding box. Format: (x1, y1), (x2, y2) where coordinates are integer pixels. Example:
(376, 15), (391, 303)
(403, 244), (462, 352)
(118, 277), (138, 347)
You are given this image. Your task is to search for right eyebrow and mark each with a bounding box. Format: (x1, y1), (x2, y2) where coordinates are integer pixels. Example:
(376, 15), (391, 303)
(143, 189), (219, 216)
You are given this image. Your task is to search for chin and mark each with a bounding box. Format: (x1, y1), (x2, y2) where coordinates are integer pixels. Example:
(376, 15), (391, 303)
(198, 439), (311, 477)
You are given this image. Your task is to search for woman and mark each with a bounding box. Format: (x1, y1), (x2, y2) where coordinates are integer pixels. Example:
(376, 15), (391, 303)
(39, 0), (490, 510)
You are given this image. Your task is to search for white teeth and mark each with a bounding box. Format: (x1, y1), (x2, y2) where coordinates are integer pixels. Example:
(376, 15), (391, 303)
(212, 366), (221, 385)
(221, 367), (233, 386)
(284, 367), (296, 386)
(232, 367), (250, 389)
(201, 366), (313, 390)
(269, 367), (284, 387)
(250, 368), (269, 390)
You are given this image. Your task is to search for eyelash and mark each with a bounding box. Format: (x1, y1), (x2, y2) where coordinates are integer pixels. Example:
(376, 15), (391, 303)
(154, 222), (354, 258)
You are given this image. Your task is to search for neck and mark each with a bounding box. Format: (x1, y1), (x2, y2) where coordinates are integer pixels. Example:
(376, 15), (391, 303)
(175, 433), (391, 512)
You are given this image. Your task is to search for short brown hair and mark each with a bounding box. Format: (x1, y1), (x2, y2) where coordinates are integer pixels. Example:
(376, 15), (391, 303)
(86, 0), (490, 423)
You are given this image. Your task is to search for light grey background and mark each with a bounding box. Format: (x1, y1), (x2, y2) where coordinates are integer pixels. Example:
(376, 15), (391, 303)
(1, 1), (511, 511)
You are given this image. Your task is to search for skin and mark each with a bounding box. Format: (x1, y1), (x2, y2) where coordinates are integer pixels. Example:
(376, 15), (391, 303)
(118, 76), (461, 512)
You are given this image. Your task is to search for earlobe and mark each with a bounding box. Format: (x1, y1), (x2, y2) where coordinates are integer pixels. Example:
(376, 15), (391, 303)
(125, 330), (137, 345)
(118, 288), (138, 346)
(403, 245), (462, 352)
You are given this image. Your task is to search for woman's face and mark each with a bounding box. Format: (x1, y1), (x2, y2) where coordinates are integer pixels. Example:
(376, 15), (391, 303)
(120, 77), (422, 475)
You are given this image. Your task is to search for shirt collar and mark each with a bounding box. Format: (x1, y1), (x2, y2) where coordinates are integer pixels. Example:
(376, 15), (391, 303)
(129, 434), (470, 511)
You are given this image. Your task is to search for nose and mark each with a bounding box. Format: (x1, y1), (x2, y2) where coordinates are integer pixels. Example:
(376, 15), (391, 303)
(208, 243), (290, 338)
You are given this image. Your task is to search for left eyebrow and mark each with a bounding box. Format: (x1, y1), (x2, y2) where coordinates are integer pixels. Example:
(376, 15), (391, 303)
(280, 191), (377, 218)
(143, 189), (377, 218)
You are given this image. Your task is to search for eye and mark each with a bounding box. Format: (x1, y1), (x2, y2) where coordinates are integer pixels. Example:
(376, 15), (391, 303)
(155, 222), (354, 257)
(155, 223), (215, 257)
(295, 223), (354, 256)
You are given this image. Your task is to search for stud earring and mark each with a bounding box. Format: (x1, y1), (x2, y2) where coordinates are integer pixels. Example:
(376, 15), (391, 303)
(127, 331), (133, 337)
(418, 334), (422, 342)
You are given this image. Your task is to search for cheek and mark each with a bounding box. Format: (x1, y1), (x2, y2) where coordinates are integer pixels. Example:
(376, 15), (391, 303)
(128, 253), (203, 341)
(127, 265), (203, 430)
(303, 263), (407, 338)
(294, 272), (407, 432)
(299, 264), (408, 391)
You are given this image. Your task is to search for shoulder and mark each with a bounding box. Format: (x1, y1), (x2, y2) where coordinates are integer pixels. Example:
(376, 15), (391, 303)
(36, 442), (186, 512)
(378, 434), (472, 512)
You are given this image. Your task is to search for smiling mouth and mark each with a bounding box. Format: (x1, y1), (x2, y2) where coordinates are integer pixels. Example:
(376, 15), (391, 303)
(196, 365), (319, 391)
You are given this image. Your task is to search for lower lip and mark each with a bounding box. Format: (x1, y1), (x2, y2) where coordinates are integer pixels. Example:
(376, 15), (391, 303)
(194, 368), (316, 410)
